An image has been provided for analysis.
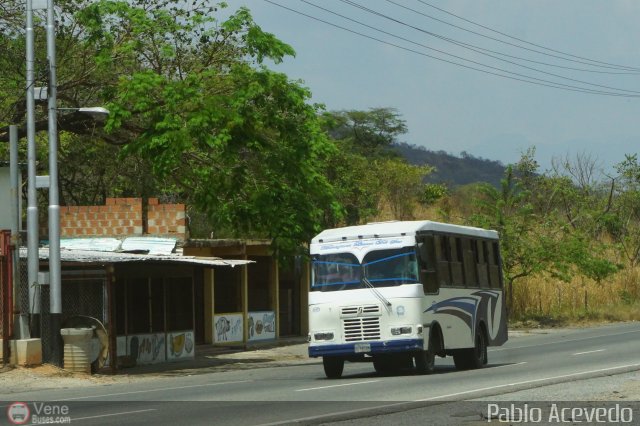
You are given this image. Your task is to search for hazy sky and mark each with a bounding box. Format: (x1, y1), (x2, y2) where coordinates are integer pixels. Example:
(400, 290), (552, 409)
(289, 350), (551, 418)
(226, 1), (640, 172)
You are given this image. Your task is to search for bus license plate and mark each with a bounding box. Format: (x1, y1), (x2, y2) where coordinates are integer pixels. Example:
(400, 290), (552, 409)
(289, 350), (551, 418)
(354, 343), (371, 353)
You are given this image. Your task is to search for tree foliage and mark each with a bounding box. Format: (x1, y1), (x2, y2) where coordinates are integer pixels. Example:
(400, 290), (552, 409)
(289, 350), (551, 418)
(0, 0), (339, 256)
(612, 154), (640, 266)
(321, 108), (436, 225)
(470, 154), (618, 314)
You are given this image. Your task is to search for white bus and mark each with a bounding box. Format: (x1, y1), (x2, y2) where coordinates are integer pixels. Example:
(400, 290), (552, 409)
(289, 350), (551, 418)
(308, 220), (508, 378)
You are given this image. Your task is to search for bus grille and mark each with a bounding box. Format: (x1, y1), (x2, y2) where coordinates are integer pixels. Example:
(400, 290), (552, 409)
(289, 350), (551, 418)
(343, 317), (381, 341)
(340, 304), (381, 317)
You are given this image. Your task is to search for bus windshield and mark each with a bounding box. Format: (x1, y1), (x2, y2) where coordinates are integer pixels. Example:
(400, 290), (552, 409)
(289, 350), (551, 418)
(311, 247), (419, 292)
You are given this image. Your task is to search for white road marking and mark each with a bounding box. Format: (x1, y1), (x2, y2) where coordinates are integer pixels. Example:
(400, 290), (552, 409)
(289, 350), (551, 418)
(491, 361), (527, 369)
(573, 349), (606, 356)
(258, 362), (640, 426)
(57, 380), (252, 401)
(296, 380), (381, 392)
(491, 328), (640, 352)
(73, 408), (156, 421)
(419, 362), (640, 401)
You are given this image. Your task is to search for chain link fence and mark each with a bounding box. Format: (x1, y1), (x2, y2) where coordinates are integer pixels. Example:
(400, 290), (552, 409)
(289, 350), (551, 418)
(1, 232), (18, 368)
(16, 258), (106, 363)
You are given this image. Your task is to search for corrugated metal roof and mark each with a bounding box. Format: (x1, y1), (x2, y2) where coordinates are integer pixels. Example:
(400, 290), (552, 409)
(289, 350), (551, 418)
(121, 237), (176, 255)
(60, 237), (178, 255)
(19, 247), (252, 268)
(60, 238), (122, 252)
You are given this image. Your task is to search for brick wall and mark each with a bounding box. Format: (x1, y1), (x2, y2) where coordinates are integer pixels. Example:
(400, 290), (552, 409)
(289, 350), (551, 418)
(58, 197), (187, 240)
(147, 198), (187, 237)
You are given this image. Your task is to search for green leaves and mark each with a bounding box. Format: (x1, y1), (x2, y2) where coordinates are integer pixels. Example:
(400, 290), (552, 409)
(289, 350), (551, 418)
(0, 0), (331, 257)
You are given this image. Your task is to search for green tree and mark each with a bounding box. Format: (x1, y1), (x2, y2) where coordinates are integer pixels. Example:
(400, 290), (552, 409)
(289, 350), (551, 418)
(471, 165), (548, 312)
(472, 153), (618, 315)
(376, 158), (434, 220)
(323, 148), (380, 226)
(321, 108), (438, 225)
(0, 1), (340, 255)
(613, 154), (640, 266)
(322, 107), (407, 157)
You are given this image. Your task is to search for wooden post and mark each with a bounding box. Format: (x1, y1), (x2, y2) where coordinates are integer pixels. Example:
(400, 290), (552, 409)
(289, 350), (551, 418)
(106, 265), (117, 374)
(147, 278), (153, 333)
(203, 268), (214, 344)
(269, 256), (279, 338)
(241, 254), (248, 348)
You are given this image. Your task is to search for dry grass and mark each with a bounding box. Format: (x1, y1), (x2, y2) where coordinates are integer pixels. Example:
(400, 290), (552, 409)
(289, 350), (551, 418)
(510, 267), (640, 325)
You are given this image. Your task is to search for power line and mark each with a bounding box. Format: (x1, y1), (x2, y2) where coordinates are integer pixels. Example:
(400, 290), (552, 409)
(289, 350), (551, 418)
(337, 0), (640, 94)
(426, 32), (640, 76)
(264, 0), (640, 98)
(384, 0), (640, 73)
(413, 0), (640, 72)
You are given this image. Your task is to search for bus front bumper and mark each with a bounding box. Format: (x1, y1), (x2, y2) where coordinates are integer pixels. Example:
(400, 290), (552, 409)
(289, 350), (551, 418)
(309, 339), (423, 358)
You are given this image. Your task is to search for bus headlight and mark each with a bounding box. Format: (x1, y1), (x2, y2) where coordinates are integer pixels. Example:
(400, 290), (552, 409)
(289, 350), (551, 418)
(314, 332), (335, 341)
(390, 326), (412, 336)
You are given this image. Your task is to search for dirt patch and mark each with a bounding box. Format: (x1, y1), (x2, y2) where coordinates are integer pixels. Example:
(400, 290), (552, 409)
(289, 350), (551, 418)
(0, 343), (313, 392)
(0, 364), (152, 394)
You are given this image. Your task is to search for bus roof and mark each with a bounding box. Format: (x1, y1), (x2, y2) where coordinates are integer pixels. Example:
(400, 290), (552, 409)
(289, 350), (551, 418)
(311, 220), (498, 244)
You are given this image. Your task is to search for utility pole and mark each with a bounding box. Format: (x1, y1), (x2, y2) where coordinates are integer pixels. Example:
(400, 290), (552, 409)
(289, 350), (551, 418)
(46, 0), (63, 367)
(25, 0), (41, 339)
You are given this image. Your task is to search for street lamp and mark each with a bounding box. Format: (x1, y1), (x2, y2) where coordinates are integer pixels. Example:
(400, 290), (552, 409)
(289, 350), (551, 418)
(48, 106), (109, 366)
(45, 0), (109, 366)
(24, 0), (110, 366)
(72, 107), (110, 121)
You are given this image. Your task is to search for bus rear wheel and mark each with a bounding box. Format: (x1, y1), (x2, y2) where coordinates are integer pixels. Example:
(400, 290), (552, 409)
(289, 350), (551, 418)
(453, 328), (487, 370)
(323, 356), (344, 379)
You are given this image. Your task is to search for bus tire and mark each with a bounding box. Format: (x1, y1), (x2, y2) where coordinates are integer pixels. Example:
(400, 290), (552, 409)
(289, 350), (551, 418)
(373, 355), (393, 374)
(414, 349), (435, 374)
(415, 332), (436, 374)
(454, 328), (487, 370)
(323, 356), (344, 379)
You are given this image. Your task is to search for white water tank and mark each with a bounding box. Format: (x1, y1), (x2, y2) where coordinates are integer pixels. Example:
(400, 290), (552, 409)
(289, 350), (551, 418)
(60, 327), (94, 374)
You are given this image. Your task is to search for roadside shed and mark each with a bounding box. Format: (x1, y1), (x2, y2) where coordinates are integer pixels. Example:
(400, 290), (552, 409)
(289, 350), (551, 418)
(19, 240), (252, 368)
(183, 239), (310, 347)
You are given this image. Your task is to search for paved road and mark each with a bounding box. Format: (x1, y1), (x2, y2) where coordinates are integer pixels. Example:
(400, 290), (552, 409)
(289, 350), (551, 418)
(1, 322), (639, 425)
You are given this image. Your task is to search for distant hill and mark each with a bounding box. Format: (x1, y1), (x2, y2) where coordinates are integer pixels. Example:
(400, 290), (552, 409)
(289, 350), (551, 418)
(393, 143), (506, 188)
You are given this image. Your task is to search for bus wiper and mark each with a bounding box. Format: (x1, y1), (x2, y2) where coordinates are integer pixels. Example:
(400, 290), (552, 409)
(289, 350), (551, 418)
(362, 277), (392, 313)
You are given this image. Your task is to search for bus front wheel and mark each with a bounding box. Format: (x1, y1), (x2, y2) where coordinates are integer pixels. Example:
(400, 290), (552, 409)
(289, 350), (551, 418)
(323, 356), (345, 379)
(414, 349), (435, 374)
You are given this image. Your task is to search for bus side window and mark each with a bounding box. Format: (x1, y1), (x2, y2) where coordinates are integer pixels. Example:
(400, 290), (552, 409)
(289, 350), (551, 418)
(417, 235), (438, 294)
(449, 237), (464, 286)
(463, 238), (478, 287)
(487, 241), (501, 288)
(477, 240), (489, 288)
(435, 235), (451, 287)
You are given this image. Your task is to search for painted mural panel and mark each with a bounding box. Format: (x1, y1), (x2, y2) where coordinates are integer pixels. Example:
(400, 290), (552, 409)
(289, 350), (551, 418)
(127, 333), (166, 364)
(167, 330), (195, 360)
(214, 313), (243, 343)
(248, 311), (276, 341)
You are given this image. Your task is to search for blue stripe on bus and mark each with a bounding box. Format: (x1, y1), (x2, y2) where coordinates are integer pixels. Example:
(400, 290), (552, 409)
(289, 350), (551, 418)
(362, 251), (414, 266)
(308, 339), (423, 357)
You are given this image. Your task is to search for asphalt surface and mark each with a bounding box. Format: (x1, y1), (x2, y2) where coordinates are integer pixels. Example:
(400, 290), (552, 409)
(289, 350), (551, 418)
(1, 322), (640, 425)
